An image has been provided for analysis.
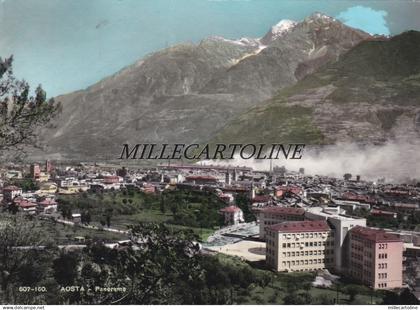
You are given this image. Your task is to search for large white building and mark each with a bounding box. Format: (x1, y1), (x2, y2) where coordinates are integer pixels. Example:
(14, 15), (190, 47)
(258, 207), (305, 239)
(266, 220), (335, 272)
(305, 206), (366, 272)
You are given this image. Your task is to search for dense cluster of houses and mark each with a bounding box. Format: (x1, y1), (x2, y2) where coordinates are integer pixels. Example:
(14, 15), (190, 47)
(1, 161), (420, 294)
(157, 164), (420, 292)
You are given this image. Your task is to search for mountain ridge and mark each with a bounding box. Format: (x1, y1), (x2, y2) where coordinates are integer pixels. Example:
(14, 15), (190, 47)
(35, 13), (372, 160)
(210, 30), (420, 146)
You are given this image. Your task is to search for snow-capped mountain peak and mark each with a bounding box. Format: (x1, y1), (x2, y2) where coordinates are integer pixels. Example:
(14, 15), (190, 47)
(271, 19), (298, 36)
(306, 12), (336, 22)
(259, 19), (298, 45)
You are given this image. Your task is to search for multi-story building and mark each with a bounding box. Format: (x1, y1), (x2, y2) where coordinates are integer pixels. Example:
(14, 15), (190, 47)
(45, 160), (54, 173)
(259, 207), (305, 239)
(265, 220), (335, 272)
(30, 163), (41, 179)
(305, 206), (366, 272)
(349, 226), (403, 289)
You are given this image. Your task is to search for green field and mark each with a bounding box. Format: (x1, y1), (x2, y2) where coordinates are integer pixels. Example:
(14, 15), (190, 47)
(57, 188), (223, 241)
(41, 218), (125, 244)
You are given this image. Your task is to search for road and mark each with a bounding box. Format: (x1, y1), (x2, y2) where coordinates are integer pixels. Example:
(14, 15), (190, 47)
(41, 215), (129, 235)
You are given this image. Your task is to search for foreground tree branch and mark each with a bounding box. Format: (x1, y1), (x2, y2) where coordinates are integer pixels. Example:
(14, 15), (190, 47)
(0, 56), (60, 152)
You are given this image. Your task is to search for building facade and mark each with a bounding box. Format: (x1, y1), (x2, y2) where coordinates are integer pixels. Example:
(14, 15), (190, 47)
(259, 207), (305, 239)
(30, 164), (41, 179)
(349, 226), (403, 289)
(2, 186), (22, 203)
(219, 205), (244, 226)
(305, 206), (366, 272)
(266, 220), (335, 272)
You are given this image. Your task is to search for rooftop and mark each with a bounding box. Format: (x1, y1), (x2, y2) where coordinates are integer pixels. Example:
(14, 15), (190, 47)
(306, 206), (365, 221)
(252, 195), (271, 203)
(267, 220), (330, 233)
(219, 205), (242, 213)
(3, 186), (21, 191)
(185, 175), (217, 181)
(16, 200), (37, 208)
(350, 226), (402, 243)
(371, 209), (396, 216)
(261, 207), (305, 216)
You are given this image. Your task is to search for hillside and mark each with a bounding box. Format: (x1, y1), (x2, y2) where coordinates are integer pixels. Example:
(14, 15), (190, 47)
(35, 13), (370, 160)
(210, 31), (420, 146)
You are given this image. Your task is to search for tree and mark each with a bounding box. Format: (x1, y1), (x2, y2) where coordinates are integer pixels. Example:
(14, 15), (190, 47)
(344, 284), (365, 303)
(382, 291), (402, 305)
(57, 199), (72, 220)
(284, 292), (312, 305)
(0, 56), (59, 152)
(0, 215), (57, 304)
(52, 251), (81, 286)
(81, 211), (91, 225)
(343, 173), (352, 181)
(317, 293), (334, 305)
(160, 194), (166, 214)
(400, 288), (419, 305)
(11, 178), (39, 191)
(235, 193), (255, 222)
(60, 223), (203, 304)
(105, 214), (111, 227)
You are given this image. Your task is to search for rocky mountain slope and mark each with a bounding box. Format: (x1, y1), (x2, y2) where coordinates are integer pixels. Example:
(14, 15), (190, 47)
(210, 31), (420, 146)
(36, 13), (371, 160)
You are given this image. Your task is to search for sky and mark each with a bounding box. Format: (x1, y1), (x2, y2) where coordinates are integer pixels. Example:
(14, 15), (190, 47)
(0, 0), (419, 97)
